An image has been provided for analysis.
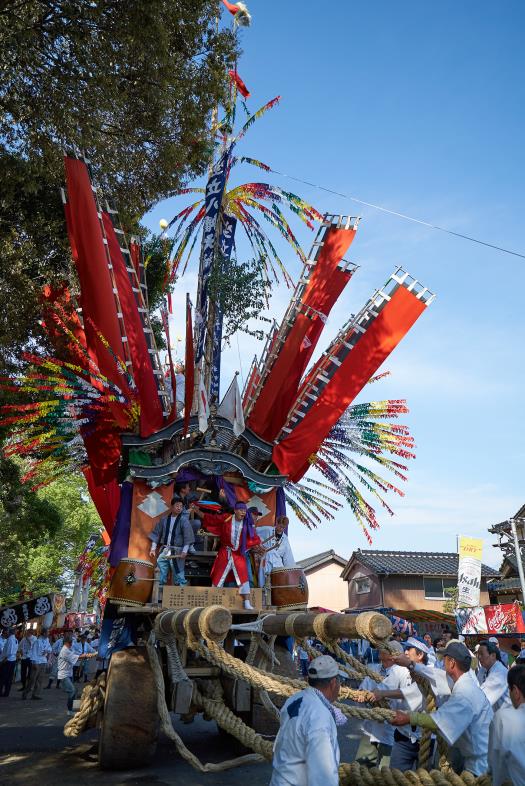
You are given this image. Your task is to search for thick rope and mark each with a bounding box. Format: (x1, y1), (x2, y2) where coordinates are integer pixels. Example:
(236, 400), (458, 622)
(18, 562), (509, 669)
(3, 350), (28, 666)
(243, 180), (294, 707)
(146, 636), (269, 770)
(63, 672), (106, 738)
(190, 637), (396, 723)
(338, 764), (492, 786)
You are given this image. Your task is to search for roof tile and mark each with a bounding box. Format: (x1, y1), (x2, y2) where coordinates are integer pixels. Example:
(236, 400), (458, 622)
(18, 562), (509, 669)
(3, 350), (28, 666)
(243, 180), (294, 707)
(351, 549), (499, 577)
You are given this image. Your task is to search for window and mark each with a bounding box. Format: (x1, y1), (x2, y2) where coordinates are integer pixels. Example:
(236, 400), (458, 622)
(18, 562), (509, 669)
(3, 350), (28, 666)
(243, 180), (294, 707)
(424, 578), (456, 600)
(355, 577), (371, 594)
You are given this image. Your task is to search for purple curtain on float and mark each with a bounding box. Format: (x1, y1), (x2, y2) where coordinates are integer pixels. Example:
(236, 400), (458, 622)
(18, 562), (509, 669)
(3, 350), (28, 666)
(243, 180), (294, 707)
(108, 481), (133, 567)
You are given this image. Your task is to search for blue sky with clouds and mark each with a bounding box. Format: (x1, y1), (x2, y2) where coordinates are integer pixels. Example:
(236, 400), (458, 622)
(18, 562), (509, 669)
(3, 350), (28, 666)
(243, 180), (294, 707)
(146, 1), (525, 567)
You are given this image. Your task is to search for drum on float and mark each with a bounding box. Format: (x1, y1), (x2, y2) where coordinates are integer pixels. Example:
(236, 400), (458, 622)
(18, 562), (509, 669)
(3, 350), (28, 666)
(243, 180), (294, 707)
(108, 558), (155, 606)
(270, 567), (309, 610)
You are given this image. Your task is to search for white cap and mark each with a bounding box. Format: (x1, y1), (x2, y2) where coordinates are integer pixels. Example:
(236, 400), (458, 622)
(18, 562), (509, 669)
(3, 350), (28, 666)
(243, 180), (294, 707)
(488, 637), (499, 645)
(403, 636), (430, 655)
(307, 655), (347, 680)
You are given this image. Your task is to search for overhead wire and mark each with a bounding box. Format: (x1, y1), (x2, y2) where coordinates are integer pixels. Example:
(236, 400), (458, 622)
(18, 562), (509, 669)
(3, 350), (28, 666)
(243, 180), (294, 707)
(265, 167), (525, 261)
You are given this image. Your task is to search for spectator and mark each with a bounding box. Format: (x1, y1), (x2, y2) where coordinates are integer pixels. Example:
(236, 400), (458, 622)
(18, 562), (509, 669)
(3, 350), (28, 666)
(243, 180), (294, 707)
(296, 643), (310, 678)
(0, 628), (18, 697)
(488, 664), (525, 786)
(17, 630), (35, 692)
(23, 628), (51, 700)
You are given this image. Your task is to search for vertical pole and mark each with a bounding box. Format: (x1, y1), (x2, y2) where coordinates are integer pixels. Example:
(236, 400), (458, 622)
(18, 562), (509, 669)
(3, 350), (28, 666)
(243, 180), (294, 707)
(510, 518), (525, 603)
(71, 572), (82, 612)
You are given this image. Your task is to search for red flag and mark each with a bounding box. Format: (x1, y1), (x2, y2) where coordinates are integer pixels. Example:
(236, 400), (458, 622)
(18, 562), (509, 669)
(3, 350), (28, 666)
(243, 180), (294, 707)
(167, 292), (173, 314)
(248, 226), (357, 441)
(228, 69), (251, 98)
(102, 213), (164, 436)
(184, 295), (195, 435)
(221, 1), (250, 21)
(272, 286), (427, 482)
(161, 304), (178, 422)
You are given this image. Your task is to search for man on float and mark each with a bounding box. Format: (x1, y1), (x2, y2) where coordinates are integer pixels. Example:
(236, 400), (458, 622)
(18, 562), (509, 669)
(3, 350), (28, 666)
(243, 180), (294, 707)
(191, 497), (263, 609)
(264, 515), (296, 574)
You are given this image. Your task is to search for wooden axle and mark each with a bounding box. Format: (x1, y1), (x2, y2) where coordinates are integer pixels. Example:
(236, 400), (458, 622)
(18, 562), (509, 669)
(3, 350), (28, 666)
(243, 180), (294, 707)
(256, 611), (392, 641)
(155, 605), (232, 641)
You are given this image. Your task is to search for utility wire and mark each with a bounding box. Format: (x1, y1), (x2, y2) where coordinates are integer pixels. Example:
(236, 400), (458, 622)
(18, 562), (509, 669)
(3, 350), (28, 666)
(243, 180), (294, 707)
(267, 167), (525, 261)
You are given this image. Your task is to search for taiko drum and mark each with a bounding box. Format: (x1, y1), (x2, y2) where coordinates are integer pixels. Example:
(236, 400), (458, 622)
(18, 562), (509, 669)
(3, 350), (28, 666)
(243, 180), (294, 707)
(108, 558), (155, 606)
(270, 567), (309, 610)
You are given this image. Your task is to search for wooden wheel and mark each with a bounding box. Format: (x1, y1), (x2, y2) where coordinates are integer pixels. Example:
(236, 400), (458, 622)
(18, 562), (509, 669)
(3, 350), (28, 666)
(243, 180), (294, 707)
(98, 646), (159, 769)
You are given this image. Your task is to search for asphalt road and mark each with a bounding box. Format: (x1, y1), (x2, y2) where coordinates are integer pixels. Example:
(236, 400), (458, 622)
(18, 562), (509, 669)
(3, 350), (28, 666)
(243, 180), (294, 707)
(0, 678), (362, 786)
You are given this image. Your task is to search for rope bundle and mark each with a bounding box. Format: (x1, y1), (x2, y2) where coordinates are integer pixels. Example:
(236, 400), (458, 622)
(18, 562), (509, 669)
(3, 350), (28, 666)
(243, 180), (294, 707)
(63, 672), (106, 738)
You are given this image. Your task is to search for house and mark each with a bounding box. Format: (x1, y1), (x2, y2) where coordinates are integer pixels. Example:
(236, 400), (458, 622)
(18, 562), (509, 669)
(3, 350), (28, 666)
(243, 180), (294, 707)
(341, 549), (499, 614)
(297, 550), (348, 612)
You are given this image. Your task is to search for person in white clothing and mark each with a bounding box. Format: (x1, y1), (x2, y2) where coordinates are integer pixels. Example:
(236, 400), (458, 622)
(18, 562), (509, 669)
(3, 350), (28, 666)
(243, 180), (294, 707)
(18, 631), (35, 692)
(270, 654), (346, 786)
(23, 628), (52, 700)
(423, 633), (437, 666)
(488, 636), (509, 666)
(357, 640), (408, 767)
(45, 635), (64, 689)
(0, 629), (18, 697)
(476, 640), (511, 711)
(264, 516), (296, 574)
(57, 632), (92, 715)
(391, 640), (493, 776)
(489, 665), (525, 786)
(375, 637), (431, 771)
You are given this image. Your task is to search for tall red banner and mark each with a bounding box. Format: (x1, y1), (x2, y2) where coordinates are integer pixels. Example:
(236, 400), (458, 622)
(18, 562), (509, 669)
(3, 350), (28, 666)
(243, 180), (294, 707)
(248, 226), (356, 441)
(102, 213), (164, 436)
(272, 286), (426, 482)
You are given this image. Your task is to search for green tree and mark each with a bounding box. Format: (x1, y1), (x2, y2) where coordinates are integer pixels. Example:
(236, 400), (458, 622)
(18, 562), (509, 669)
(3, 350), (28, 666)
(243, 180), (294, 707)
(0, 0), (236, 364)
(0, 460), (101, 605)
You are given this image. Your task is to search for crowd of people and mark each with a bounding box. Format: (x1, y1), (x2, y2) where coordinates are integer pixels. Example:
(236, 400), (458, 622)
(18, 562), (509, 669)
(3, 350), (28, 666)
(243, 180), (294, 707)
(273, 632), (525, 786)
(0, 626), (101, 715)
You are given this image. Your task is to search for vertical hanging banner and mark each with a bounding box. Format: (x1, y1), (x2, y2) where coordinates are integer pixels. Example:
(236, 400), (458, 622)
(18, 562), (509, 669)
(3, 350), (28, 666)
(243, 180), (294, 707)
(457, 536), (483, 607)
(196, 151), (230, 362)
(210, 213), (237, 402)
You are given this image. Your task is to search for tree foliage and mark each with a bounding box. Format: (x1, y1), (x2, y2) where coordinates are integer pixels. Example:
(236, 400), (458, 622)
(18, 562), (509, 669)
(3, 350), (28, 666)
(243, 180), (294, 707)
(0, 458), (101, 605)
(209, 254), (272, 342)
(0, 0), (236, 364)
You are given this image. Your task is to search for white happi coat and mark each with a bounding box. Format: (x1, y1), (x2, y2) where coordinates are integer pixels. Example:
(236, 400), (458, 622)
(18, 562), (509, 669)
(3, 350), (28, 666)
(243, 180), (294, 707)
(359, 664), (412, 746)
(270, 688), (339, 786)
(264, 531), (296, 574)
(432, 671), (493, 775)
(477, 660), (512, 711)
(489, 703), (525, 786)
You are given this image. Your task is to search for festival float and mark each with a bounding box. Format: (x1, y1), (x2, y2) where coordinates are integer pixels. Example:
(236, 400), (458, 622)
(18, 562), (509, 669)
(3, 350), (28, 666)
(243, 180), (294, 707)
(0, 0), (438, 776)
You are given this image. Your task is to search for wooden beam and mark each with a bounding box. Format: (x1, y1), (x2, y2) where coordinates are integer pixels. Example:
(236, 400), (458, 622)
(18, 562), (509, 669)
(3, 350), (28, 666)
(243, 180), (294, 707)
(155, 606), (232, 641)
(257, 611), (392, 641)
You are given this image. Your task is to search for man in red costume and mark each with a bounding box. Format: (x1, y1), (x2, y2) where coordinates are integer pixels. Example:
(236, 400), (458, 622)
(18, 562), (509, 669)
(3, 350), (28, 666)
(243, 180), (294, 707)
(191, 493), (262, 609)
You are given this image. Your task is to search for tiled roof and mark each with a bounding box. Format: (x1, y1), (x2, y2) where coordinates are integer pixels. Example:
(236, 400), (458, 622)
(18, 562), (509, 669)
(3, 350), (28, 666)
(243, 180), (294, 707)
(347, 549), (499, 578)
(488, 577), (522, 591)
(297, 549), (347, 571)
(488, 503), (525, 533)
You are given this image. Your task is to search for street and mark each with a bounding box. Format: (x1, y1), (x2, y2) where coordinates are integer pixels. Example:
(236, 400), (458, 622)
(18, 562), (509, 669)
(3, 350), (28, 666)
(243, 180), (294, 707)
(0, 683), (362, 785)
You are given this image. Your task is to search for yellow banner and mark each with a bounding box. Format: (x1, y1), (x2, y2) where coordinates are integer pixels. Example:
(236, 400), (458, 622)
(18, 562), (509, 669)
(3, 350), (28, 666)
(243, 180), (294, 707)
(458, 536), (483, 562)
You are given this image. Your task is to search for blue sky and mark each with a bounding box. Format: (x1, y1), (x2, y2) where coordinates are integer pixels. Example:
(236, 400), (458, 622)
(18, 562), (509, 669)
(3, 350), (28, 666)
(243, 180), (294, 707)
(146, 1), (525, 567)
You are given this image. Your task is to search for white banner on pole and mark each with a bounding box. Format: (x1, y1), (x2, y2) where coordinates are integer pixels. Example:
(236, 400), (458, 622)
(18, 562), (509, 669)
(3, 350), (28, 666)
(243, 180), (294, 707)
(457, 536), (483, 607)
